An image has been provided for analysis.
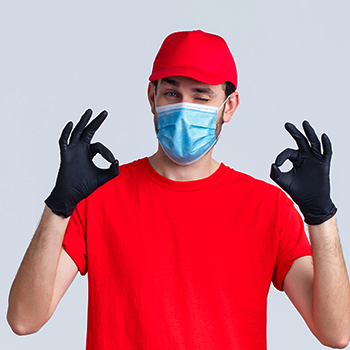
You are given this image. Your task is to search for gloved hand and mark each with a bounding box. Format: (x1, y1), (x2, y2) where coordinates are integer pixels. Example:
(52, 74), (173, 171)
(270, 120), (337, 225)
(45, 109), (119, 218)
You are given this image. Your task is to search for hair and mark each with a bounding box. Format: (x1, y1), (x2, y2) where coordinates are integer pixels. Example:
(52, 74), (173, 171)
(224, 81), (236, 97)
(152, 79), (236, 98)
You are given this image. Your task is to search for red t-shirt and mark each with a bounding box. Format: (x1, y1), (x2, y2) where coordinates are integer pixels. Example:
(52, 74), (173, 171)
(63, 157), (311, 350)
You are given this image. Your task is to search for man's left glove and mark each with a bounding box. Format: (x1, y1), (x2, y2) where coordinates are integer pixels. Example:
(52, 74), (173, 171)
(270, 120), (337, 225)
(45, 109), (119, 218)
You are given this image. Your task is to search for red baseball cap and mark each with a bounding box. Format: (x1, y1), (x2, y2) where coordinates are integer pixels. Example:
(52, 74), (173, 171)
(149, 30), (238, 88)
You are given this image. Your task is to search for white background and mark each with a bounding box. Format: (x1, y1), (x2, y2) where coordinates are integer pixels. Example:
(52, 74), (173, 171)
(1, 0), (349, 349)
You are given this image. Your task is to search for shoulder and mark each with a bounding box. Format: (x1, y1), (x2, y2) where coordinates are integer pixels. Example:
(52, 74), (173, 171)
(84, 158), (149, 200)
(120, 157), (153, 175)
(106, 157), (149, 185)
(74, 158), (149, 213)
(221, 164), (283, 196)
(220, 164), (294, 212)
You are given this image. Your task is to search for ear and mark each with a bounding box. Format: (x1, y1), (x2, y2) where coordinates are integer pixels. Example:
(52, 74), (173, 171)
(223, 92), (239, 123)
(148, 82), (156, 115)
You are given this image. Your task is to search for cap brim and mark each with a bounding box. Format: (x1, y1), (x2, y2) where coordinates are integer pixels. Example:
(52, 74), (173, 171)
(149, 66), (228, 86)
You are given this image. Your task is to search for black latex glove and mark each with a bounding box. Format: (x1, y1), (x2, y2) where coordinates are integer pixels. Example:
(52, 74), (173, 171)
(270, 120), (337, 225)
(45, 109), (119, 218)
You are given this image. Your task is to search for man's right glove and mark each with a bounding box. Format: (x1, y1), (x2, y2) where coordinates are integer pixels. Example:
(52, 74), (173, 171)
(45, 109), (119, 218)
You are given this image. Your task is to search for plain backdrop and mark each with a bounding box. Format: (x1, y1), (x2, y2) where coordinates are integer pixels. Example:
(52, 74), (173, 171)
(1, 1), (350, 349)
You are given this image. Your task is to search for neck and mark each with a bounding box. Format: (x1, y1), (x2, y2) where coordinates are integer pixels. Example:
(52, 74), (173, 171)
(148, 146), (220, 182)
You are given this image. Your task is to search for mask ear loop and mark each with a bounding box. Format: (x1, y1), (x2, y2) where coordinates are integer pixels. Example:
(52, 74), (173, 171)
(218, 95), (230, 111)
(154, 89), (157, 113)
(215, 95), (231, 143)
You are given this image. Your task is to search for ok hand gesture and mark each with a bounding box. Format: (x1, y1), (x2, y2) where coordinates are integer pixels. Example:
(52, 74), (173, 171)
(270, 121), (337, 225)
(45, 109), (119, 218)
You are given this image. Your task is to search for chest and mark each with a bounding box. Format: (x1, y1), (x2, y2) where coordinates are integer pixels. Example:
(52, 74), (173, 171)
(85, 183), (279, 300)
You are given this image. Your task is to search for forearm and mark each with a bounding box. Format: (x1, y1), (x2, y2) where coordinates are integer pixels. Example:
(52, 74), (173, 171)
(310, 215), (350, 346)
(7, 205), (69, 335)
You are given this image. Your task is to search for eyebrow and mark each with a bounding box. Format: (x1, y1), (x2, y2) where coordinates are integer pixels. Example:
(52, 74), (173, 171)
(161, 77), (179, 87)
(191, 87), (215, 96)
(160, 78), (215, 96)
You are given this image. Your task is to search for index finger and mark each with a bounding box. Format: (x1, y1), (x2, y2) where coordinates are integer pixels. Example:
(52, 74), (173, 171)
(69, 109), (93, 145)
(81, 110), (108, 143)
(284, 122), (310, 151)
(302, 120), (321, 155)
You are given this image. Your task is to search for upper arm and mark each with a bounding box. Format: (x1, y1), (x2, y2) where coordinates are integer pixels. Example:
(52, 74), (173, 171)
(283, 255), (316, 332)
(48, 247), (78, 316)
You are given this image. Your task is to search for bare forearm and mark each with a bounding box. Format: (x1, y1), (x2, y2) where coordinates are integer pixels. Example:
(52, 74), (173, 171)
(7, 205), (69, 334)
(310, 216), (350, 347)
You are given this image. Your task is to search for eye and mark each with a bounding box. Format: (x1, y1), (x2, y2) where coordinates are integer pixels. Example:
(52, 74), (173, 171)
(165, 91), (178, 97)
(196, 97), (209, 102)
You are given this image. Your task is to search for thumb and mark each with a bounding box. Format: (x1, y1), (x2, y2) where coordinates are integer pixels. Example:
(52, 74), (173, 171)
(270, 163), (282, 183)
(97, 159), (119, 186)
(107, 159), (120, 178)
(270, 163), (293, 194)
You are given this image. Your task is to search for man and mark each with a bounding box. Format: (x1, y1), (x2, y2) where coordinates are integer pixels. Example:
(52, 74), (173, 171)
(7, 30), (350, 349)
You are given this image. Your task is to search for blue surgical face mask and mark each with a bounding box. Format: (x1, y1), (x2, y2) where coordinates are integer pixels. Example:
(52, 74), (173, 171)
(155, 97), (229, 165)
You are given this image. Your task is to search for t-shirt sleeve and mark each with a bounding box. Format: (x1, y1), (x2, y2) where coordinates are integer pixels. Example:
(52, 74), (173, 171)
(62, 202), (87, 275)
(272, 194), (312, 291)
